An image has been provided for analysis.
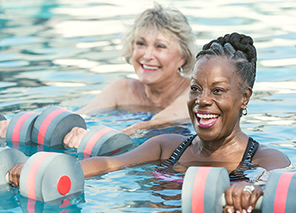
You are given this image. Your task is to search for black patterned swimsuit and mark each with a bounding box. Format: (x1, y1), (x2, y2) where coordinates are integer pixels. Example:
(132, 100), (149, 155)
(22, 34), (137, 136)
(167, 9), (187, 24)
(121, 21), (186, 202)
(159, 134), (259, 181)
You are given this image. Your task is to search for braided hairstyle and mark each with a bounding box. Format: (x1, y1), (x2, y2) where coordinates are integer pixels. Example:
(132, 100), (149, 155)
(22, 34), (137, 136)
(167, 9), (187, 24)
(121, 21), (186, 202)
(196, 32), (257, 89)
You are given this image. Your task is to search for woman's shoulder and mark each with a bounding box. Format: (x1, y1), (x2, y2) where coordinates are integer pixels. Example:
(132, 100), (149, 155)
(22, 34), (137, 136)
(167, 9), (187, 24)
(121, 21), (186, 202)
(110, 78), (139, 87)
(110, 78), (144, 92)
(149, 133), (187, 141)
(147, 134), (189, 159)
(253, 144), (291, 170)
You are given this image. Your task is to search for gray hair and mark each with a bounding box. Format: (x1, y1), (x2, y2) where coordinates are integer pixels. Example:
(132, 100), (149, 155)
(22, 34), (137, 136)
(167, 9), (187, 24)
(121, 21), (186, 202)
(121, 3), (196, 74)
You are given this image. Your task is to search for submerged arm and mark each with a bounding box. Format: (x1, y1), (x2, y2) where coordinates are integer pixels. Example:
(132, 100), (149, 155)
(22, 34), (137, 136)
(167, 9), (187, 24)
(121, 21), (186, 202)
(121, 88), (190, 135)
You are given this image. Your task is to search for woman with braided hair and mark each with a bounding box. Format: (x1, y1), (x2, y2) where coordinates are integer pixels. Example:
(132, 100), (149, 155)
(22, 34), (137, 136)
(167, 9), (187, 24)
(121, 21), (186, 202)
(8, 33), (290, 212)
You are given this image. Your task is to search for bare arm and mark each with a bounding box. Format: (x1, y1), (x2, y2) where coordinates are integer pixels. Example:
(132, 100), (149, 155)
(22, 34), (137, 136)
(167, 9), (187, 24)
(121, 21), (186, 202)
(121, 88), (190, 135)
(8, 134), (184, 185)
(80, 134), (185, 177)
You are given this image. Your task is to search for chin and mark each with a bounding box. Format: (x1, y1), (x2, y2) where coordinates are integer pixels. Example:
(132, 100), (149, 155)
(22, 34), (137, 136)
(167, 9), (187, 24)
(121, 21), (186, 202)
(195, 127), (221, 141)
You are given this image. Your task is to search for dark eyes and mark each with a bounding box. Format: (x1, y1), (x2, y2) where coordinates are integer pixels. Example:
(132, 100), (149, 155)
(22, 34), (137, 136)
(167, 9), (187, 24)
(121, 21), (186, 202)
(213, 88), (226, 94)
(135, 41), (166, 49)
(136, 41), (145, 46)
(190, 85), (201, 92)
(156, 44), (166, 49)
(190, 85), (226, 94)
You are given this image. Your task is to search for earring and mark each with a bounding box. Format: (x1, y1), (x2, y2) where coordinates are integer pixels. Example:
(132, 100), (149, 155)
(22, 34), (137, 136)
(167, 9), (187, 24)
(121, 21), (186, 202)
(242, 107), (248, 116)
(195, 99), (199, 104)
(179, 66), (184, 72)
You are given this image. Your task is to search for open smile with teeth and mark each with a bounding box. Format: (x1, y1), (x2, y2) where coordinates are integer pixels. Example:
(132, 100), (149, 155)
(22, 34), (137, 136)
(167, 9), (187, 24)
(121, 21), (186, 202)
(142, 64), (159, 71)
(196, 113), (219, 128)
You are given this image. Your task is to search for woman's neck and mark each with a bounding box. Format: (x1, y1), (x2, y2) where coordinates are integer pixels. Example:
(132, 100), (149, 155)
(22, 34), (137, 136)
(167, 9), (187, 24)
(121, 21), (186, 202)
(196, 129), (248, 160)
(143, 75), (189, 108)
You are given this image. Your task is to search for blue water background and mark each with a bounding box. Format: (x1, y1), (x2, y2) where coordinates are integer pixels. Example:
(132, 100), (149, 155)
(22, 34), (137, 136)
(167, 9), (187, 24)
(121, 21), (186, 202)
(0, 0), (296, 212)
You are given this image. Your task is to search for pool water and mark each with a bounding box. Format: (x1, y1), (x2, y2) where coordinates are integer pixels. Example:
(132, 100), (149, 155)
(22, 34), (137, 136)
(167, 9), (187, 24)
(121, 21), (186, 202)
(0, 0), (296, 212)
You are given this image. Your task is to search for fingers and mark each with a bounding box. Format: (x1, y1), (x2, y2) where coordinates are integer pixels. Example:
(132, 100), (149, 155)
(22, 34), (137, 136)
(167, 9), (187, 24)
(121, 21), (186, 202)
(229, 184), (243, 212)
(120, 126), (135, 136)
(63, 127), (87, 148)
(240, 185), (254, 211)
(224, 182), (263, 213)
(224, 206), (234, 213)
(8, 162), (25, 187)
(248, 185), (263, 211)
(224, 186), (235, 211)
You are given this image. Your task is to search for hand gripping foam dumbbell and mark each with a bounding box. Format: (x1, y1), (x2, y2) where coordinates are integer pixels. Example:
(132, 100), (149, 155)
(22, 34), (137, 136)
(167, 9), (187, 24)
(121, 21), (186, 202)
(31, 106), (133, 157)
(77, 125), (133, 157)
(5, 106), (133, 156)
(0, 147), (84, 202)
(182, 166), (296, 213)
(5, 106), (86, 146)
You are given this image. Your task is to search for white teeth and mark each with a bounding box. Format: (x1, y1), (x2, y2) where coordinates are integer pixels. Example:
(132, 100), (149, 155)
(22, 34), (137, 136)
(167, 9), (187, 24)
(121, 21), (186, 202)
(143, 64), (158, 70)
(196, 113), (219, 119)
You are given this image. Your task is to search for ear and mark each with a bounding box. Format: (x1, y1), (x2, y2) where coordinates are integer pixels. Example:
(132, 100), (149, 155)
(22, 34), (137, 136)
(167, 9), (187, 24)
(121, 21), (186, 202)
(241, 87), (253, 109)
(177, 56), (186, 70)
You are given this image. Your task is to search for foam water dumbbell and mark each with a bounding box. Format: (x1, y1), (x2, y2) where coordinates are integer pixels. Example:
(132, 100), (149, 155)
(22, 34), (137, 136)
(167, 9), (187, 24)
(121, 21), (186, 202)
(6, 112), (39, 144)
(182, 166), (296, 213)
(5, 106), (133, 157)
(0, 147), (84, 202)
(0, 147), (27, 185)
(0, 114), (6, 121)
(31, 106), (132, 157)
(31, 106), (86, 147)
(78, 125), (133, 157)
(4, 112), (39, 155)
(19, 151), (84, 202)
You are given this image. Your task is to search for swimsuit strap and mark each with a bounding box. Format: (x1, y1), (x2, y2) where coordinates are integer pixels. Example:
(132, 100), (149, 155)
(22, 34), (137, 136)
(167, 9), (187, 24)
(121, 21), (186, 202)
(240, 137), (259, 163)
(155, 135), (259, 182)
(229, 137), (259, 181)
(160, 134), (197, 167)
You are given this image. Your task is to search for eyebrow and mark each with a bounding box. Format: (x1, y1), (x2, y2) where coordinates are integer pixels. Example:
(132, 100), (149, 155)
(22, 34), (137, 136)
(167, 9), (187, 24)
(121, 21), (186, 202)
(136, 36), (170, 45)
(190, 77), (229, 85)
(212, 80), (229, 85)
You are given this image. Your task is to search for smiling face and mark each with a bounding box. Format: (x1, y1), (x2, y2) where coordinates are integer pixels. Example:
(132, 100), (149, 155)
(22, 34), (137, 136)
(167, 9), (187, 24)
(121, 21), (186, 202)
(187, 56), (251, 142)
(131, 28), (185, 85)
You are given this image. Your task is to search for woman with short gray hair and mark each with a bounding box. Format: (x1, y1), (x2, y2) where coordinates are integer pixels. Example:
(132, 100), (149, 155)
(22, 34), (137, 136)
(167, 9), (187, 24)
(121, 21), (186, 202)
(63, 3), (197, 147)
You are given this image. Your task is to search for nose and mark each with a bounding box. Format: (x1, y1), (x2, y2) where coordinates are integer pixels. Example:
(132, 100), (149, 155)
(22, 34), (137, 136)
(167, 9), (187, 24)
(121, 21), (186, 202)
(195, 92), (212, 106)
(143, 46), (154, 60)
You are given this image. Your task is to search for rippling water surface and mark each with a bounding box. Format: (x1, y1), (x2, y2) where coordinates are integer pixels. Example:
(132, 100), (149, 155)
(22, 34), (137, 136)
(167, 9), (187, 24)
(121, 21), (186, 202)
(0, 0), (296, 212)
